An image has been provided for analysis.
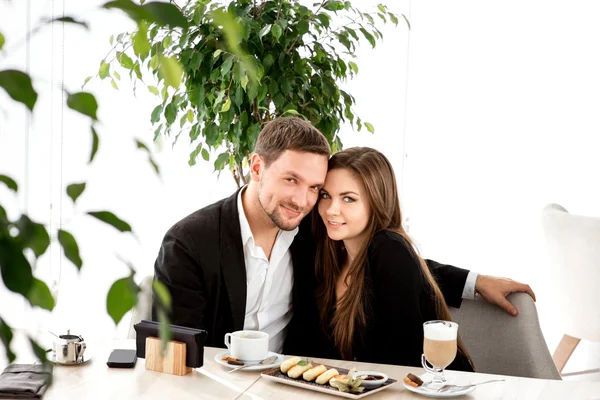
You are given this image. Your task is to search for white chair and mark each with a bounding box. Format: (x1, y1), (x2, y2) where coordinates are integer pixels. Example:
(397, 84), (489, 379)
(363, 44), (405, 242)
(450, 292), (560, 379)
(127, 275), (154, 339)
(541, 203), (600, 375)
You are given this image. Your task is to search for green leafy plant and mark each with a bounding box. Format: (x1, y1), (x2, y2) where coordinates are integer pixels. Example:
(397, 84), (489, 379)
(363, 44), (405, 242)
(0, 0), (193, 364)
(100, 0), (406, 187)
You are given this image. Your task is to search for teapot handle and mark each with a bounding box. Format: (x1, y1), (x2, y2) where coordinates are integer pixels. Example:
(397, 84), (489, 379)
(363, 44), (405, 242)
(75, 342), (87, 360)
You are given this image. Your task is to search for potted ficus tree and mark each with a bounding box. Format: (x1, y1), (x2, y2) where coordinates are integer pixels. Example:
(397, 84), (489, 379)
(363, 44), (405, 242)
(99, 0), (406, 187)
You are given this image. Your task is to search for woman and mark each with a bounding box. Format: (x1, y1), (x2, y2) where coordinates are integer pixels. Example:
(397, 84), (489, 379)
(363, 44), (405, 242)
(310, 147), (473, 371)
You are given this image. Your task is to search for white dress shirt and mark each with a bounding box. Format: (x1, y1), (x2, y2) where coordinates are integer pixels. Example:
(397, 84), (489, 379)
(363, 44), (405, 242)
(462, 271), (479, 300)
(238, 189), (297, 353)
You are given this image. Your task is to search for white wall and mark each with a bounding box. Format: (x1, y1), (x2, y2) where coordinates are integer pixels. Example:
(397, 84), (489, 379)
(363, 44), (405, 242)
(1, 0), (598, 376)
(402, 0), (600, 376)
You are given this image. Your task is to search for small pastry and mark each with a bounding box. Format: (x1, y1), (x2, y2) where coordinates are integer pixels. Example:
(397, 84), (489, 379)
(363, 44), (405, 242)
(315, 368), (339, 385)
(404, 373), (424, 387)
(287, 362), (313, 378)
(303, 365), (327, 381)
(280, 356), (301, 373)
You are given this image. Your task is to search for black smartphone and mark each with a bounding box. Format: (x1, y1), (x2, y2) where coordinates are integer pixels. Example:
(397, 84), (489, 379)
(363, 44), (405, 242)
(107, 349), (137, 368)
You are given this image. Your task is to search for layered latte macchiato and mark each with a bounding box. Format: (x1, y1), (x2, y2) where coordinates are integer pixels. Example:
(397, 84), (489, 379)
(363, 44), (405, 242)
(423, 321), (458, 369)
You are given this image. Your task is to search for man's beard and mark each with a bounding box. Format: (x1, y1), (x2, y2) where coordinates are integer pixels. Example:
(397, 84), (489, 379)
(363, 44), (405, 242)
(258, 193), (303, 231)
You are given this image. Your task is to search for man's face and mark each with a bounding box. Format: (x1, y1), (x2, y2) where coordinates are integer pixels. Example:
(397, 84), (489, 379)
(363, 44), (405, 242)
(253, 150), (328, 231)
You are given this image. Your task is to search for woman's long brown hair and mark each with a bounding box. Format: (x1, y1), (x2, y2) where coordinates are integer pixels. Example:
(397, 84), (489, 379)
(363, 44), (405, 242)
(313, 147), (473, 366)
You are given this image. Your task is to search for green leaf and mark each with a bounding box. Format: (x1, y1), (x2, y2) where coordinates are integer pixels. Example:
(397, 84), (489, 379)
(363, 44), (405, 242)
(66, 182), (86, 203)
(16, 215), (50, 258)
(298, 360), (308, 367)
(67, 92), (98, 120)
(133, 22), (150, 57)
(152, 279), (171, 309)
(148, 85), (159, 95)
(136, 140), (160, 175)
(187, 109), (194, 123)
(110, 34), (114, 45)
(158, 55), (182, 89)
(0, 239), (34, 296)
(164, 102), (177, 125)
(348, 61), (359, 74)
(316, 13), (330, 29)
(90, 126), (99, 163)
(241, 74), (249, 91)
(213, 49), (223, 59)
(283, 109), (301, 116)
(201, 148), (210, 161)
(87, 211), (132, 232)
(82, 76), (93, 88)
(214, 152), (229, 171)
(58, 229), (82, 270)
(149, 55), (159, 70)
(29, 338), (50, 365)
(271, 24), (283, 41)
(0, 33), (4, 50)
(162, 35), (172, 49)
(103, 0), (188, 28)
(377, 4), (386, 13)
(258, 24), (271, 39)
(389, 13), (399, 26)
(111, 78), (118, 90)
(359, 28), (376, 48)
(221, 55), (234, 77)
(364, 122), (374, 133)
(0, 175), (18, 192)
(220, 98), (231, 113)
(0, 318), (16, 363)
(117, 51), (134, 69)
(46, 16), (89, 29)
(157, 309), (172, 352)
(151, 104), (163, 123)
(0, 70), (38, 111)
(402, 14), (411, 30)
(210, 9), (244, 61)
(114, 71), (121, 80)
(142, 2), (188, 28)
(27, 278), (55, 311)
(106, 275), (139, 325)
(193, 3), (205, 24)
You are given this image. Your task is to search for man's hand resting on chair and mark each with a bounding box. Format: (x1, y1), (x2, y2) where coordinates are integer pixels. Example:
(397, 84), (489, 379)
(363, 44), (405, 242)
(475, 275), (536, 316)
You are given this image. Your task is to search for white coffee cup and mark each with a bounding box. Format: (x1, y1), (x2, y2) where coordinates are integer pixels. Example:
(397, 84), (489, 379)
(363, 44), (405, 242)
(224, 330), (269, 361)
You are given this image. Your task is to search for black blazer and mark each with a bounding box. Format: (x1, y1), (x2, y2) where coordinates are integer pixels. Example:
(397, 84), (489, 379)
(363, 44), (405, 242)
(153, 191), (470, 350)
(284, 230), (473, 371)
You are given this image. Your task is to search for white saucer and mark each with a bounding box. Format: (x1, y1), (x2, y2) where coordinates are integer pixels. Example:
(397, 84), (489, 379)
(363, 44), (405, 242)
(402, 373), (476, 398)
(214, 350), (283, 371)
(48, 350), (93, 366)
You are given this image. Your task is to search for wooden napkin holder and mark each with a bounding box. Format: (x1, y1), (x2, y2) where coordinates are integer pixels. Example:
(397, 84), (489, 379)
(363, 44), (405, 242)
(144, 336), (193, 376)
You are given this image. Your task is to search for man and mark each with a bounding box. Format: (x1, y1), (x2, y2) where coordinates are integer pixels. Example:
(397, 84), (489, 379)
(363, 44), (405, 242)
(153, 117), (535, 352)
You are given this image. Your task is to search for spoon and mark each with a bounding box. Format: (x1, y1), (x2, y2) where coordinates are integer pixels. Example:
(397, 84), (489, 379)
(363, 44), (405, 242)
(437, 379), (505, 393)
(227, 355), (279, 373)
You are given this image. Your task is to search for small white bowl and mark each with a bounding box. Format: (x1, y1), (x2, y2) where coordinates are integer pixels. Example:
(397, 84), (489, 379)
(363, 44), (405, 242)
(353, 370), (389, 388)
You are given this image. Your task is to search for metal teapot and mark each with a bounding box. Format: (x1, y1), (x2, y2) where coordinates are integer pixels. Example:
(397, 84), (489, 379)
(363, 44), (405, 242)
(51, 330), (87, 364)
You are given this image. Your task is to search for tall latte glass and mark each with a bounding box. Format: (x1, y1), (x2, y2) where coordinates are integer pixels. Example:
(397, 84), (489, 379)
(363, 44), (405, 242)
(421, 320), (458, 386)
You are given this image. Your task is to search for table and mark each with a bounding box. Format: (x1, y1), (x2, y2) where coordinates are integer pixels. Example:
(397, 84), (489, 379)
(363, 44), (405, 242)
(2, 337), (600, 399)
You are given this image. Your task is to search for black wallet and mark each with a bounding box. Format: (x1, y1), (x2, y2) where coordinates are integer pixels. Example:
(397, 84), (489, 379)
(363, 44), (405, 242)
(133, 320), (208, 368)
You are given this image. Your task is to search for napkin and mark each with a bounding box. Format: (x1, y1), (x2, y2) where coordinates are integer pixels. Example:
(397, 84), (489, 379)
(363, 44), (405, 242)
(0, 364), (53, 399)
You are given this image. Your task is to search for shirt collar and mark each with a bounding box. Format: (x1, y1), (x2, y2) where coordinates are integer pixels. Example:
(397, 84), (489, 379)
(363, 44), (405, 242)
(237, 187), (254, 247)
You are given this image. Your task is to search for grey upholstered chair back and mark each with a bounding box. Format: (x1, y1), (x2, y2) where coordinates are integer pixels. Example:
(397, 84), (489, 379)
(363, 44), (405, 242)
(450, 292), (560, 380)
(127, 275), (154, 339)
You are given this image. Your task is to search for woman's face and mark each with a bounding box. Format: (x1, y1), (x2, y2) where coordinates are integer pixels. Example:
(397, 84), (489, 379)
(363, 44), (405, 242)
(318, 168), (371, 246)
